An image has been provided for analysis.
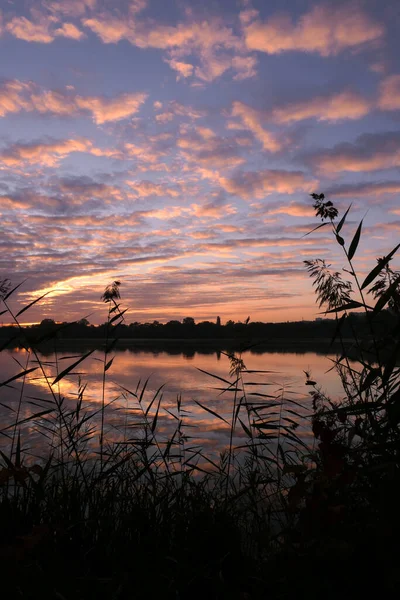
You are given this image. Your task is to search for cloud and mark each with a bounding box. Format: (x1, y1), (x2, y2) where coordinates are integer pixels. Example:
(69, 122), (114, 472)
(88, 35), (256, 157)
(54, 22), (85, 40)
(309, 131), (400, 173)
(124, 140), (170, 167)
(243, 2), (384, 56)
(154, 100), (206, 123)
(143, 206), (186, 220)
(0, 190), (57, 211)
(0, 79), (147, 124)
(231, 102), (281, 152)
(195, 126), (216, 140)
(3, 3), (255, 83)
(0, 138), (119, 168)
(82, 15), (131, 43)
(6, 13), (56, 43)
(164, 58), (194, 80)
(83, 11), (254, 82)
(378, 74), (400, 111)
(125, 180), (180, 198)
(219, 169), (318, 199)
(271, 90), (371, 123)
(53, 177), (125, 203)
(190, 202), (237, 219)
(177, 130), (246, 170)
(5, 8), (84, 43)
(268, 202), (315, 217)
(328, 181), (400, 198)
(75, 92), (147, 124)
(43, 0), (98, 17)
(0, 80), (32, 117)
(231, 55), (257, 80)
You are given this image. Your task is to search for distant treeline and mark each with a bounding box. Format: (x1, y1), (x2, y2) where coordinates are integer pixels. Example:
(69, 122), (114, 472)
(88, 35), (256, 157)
(0, 311), (397, 344)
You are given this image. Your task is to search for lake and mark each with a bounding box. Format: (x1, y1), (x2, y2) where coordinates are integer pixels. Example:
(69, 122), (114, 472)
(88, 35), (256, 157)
(0, 345), (349, 464)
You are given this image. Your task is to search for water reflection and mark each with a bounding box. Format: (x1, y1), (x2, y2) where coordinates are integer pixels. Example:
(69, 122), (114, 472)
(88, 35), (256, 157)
(0, 347), (349, 462)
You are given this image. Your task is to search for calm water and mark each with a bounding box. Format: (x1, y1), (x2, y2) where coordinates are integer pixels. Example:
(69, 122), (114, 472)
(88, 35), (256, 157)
(0, 347), (349, 461)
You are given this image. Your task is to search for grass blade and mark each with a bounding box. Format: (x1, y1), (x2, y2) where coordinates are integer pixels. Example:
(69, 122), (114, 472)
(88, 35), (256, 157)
(15, 292), (52, 317)
(195, 367), (234, 386)
(323, 300), (371, 313)
(52, 350), (94, 385)
(0, 366), (38, 388)
(347, 219), (363, 261)
(2, 280), (27, 301)
(302, 222), (329, 238)
(194, 400), (229, 425)
(361, 243), (400, 290)
(373, 274), (400, 314)
(336, 204), (352, 234)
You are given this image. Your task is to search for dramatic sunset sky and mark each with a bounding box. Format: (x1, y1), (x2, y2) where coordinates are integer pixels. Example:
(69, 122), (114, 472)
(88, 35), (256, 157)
(1, 0), (400, 324)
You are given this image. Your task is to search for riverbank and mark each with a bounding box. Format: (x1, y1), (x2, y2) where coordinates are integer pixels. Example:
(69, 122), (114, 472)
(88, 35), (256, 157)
(1, 335), (351, 354)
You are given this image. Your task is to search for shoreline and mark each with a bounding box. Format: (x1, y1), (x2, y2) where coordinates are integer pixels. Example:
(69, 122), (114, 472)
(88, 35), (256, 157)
(0, 336), (352, 354)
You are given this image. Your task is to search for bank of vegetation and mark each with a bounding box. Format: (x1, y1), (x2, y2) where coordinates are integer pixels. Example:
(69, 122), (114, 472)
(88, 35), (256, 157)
(1, 195), (400, 599)
(1, 309), (397, 345)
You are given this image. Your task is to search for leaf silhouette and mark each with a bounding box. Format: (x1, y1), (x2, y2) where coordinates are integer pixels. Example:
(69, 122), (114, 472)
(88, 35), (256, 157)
(361, 243), (400, 290)
(348, 220), (363, 260)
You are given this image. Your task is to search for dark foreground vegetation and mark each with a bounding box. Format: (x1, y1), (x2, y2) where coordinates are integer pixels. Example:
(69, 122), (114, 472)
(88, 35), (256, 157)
(1, 195), (400, 599)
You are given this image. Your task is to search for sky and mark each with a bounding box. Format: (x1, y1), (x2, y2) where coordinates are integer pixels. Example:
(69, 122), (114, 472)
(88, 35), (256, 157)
(1, 0), (400, 325)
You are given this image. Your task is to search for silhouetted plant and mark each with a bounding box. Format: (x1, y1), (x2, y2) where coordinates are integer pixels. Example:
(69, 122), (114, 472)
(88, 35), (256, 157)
(295, 194), (400, 590)
(311, 192), (339, 221)
(369, 257), (400, 312)
(304, 258), (353, 310)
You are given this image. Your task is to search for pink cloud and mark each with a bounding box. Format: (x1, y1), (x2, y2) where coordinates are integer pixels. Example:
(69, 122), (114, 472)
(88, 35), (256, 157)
(3, 4), (255, 83)
(329, 181), (400, 198)
(231, 102), (281, 152)
(378, 74), (400, 111)
(83, 12), (253, 83)
(4, 8), (84, 43)
(231, 55), (257, 80)
(195, 127), (216, 140)
(154, 100), (206, 123)
(0, 80), (33, 117)
(124, 142), (168, 166)
(177, 131), (246, 170)
(311, 132), (400, 173)
(271, 90), (371, 123)
(0, 79), (147, 123)
(55, 179), (124, 202)
(190, 202), (237, 219)
(269, 202), (315, 217)
(43, 0), (97, 17)
(244, 3), (383, 56)
(193, 53), (233, 83)
(125, 180), (180, 198)
(54, 22), (85, 40)
(6, 14), (56, 43)
(82, 15), (130, 43)
(0, 193), (47, 211)
(142, 207), (187, 220)
(29, 88), (75, 116)
(164, 58), (194, 80)
(218, 169), (318, 199)
(75, 92), (147, 124)
(0, 138), (119, 167)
